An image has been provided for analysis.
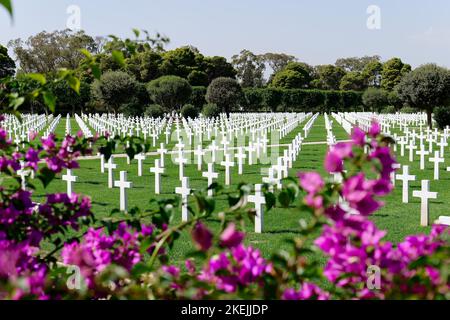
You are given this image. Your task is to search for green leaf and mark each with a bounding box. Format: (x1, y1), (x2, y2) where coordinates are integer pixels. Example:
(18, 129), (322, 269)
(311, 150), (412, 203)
(9, 96), (24, 109)
(132, 28), (140, 38)
(27, 73), (46, 85)
(90, 63), (101, 79)
(79, 48), (92, 58)
(42, 91), (56, 113)
(0, 0), (13, 17)
(264, 192), (276, 211)
(278, 190), (291, 208)
(37, 167), (56, 188)
(111, 50), (125, 67)
(66, 75), (80, 94)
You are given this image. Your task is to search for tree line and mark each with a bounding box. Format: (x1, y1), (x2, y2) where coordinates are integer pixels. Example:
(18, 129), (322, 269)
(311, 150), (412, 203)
(2, 29), (450, 127)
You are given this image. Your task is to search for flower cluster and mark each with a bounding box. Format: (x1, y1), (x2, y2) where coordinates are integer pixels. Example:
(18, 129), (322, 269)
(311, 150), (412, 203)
(198, 244), (272, 294)
(282, 282), (330, 300)
(61, 222), (155, 288)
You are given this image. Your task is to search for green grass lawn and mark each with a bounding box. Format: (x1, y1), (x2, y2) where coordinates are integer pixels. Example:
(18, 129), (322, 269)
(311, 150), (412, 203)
(8, 114), (445, 267)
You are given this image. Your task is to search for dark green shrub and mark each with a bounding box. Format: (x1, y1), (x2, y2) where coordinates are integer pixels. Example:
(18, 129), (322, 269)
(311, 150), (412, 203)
(144, 104), (166, 118)
(91, 71), (139, 113)
(202, 103), (221, 118)
(187, 70), (209, 86)
(206, 77), (243, 114)
(400, 106), (418, 114)
(181, 104), (199, 118)
(362, 88), (388, 112)
(434, 106), (450, 129)
(381, 105), (396, 114)
(146, 75), (192, 111)
(188, 86), (207, 110)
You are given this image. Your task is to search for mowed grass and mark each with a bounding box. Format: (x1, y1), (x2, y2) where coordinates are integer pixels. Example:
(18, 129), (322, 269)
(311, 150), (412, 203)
(7, 115), (444, 266)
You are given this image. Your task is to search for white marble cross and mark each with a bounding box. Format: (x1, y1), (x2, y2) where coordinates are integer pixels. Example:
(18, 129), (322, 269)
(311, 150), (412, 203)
(396, 165), (415, 203)
(104, 156), (117, 189)
(429, 151), (444, 180)
(175, 177), (191, 222)
(202, 163), (218, 196)
(416, 147), (429, 170)
(436, 215), (450, 226)
(235, 146), (246, 175)
(62, 168), (77, 195)
(248, 184), (266, 233)
(114, 171), (133, 212)
(437, 138), (448, 158)
(157, 143), (168, 168)
(17, 161), (29, 190)
(98, 153), (105, 173)
(150, 159), (164, 194)
(406, 141), (417, 162)
(220, 153), (234, 185)
(134, 153), (146, 177)
(391, 163), (401, 186)
(412, 180), (437, 227)
(174, 149), (188, 180)
(193, 145), (204, 171)
(262, 167), (279, 191)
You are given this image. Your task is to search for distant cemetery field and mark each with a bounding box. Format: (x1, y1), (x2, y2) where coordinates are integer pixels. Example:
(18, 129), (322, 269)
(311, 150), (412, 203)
(2, 112), (447, 266)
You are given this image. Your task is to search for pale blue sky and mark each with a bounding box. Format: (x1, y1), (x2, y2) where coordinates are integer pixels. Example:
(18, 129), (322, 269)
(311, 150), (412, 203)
(1, 0), (450, 67)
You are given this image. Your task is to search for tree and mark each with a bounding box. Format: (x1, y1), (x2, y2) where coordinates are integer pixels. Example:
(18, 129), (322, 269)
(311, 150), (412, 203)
(203, 56), (237, 83)
(48, 80), (91, 114)
(396, 64), (450, 128)
(335, 55), (381, 72)
(231, 50), (265, 87)
(8, 29), (97, 74)
(362, 60), (383, 87)
(160, 46), (201, 79)
(91, 71), (139, 113)
(312, 65), (346, 90)
(362, 88), (388, 112)
(126, 50), (163, 82)
(146, 75), (192, 110)
(206, 77), (243, 114)
(381, 58), (411, 91)
(0, 44), (15, 78)
(270, 69), (309, 89)
(187, 70), (208, 86)
(261, 52), (296, 75)
(339, 72), (366, 91)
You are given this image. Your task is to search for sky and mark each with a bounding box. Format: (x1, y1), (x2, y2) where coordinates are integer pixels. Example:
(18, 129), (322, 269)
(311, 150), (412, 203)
(1, 0), (450, 68)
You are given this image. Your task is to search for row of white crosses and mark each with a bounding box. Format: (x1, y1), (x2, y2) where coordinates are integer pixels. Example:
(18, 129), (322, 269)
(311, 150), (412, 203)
(336, 112), (449, 227)
(65, 114), (71, 136)
(42, 114), (61, 138)
(1, 114), (51, 144)
(74, 114), (93, 138)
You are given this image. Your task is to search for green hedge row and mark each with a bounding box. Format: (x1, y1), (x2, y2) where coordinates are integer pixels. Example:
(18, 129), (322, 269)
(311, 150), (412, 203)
(242, 88), (363, 112)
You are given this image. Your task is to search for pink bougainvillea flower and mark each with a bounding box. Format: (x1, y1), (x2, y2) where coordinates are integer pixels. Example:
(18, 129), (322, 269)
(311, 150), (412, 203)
(298, 172), (324, 194)
(219, 223), (244, 248)
(351, 127), (366, 146)
(192, 222), (213, 252)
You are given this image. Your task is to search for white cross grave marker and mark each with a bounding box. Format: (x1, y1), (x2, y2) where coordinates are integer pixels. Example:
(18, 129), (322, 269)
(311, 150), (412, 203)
(104, 156), (117, 189)
(248, 184), (266, 233)
(150, 159), (164, 194)
(412, 180), (437, 227)
(202, 163), (218, 196)
(396, 165), (416, 203)
(62, 168), (77, 195)
(175, 177), (191, 222)
(114, 171), (133, 212)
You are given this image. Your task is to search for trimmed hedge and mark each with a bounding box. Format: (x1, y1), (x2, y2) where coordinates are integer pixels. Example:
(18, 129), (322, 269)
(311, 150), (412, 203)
(243, 88), (362, 112)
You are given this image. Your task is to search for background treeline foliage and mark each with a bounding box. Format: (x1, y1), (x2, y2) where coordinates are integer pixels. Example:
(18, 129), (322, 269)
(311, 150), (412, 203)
(2, 29), (449, 122)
